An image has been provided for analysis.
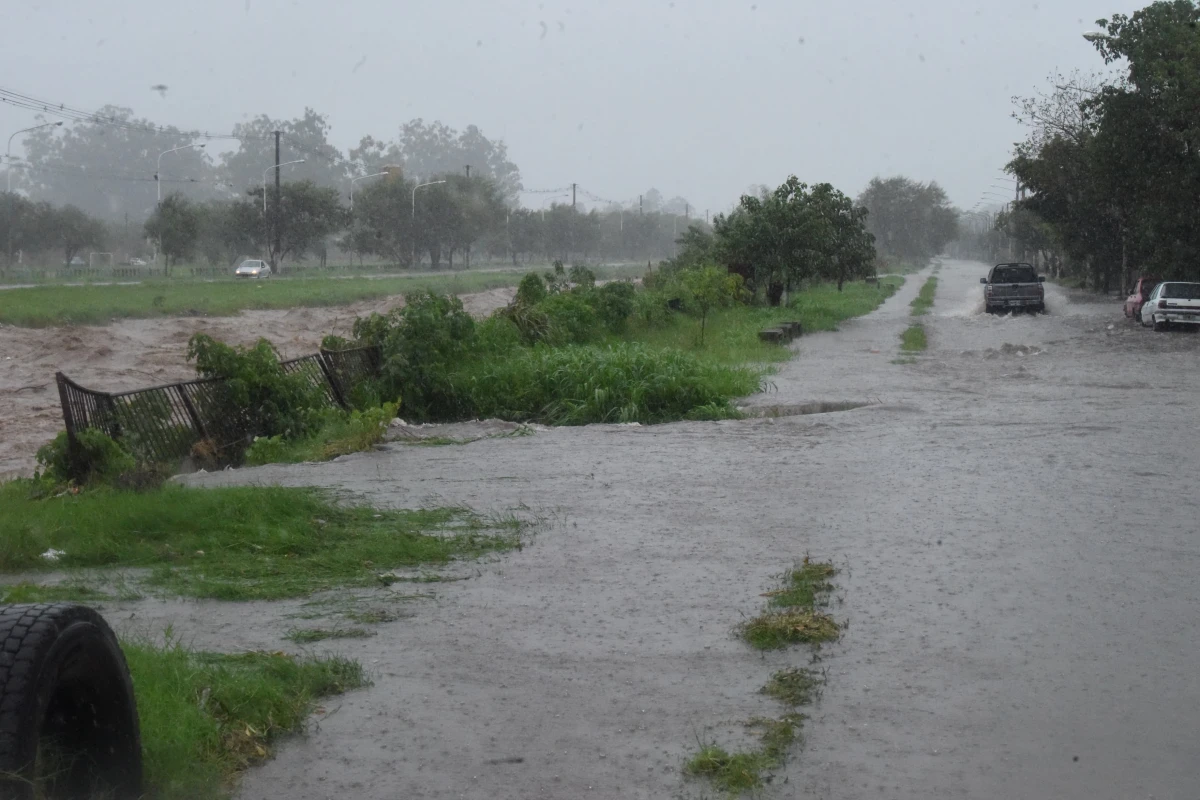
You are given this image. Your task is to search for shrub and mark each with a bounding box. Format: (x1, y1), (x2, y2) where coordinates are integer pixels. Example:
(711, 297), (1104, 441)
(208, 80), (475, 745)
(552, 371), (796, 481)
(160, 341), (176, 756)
(594, 281), (637, 333)
(350, 292), (476, 421)
(515, 272), (547, 306)
(568, 264), (596, 288)
(36, 428), (136, 485)
(536, 292), (604, 345)
(474, 315), (523, 357)
(451, 342), (760, 425)
(633, 289), (674, 328)
(187, 334), (326, 441)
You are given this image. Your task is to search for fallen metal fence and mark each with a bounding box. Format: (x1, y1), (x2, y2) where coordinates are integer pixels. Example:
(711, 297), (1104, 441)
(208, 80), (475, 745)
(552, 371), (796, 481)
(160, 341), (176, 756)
(56, 345), (382, 467)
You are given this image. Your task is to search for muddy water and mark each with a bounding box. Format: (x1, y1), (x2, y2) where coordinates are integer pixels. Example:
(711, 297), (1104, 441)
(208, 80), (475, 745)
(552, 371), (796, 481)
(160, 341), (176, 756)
(0, 287), (516, 478)
(167, 259), (1198, 798)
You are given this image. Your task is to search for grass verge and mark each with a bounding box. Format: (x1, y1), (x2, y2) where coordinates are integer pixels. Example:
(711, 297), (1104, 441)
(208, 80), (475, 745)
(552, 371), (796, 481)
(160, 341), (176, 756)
(909, 276), (938, 316)
(283, 626), (375, 644)
(900, 324), (927, 352)
(126, 636), (368, 800)
(740, 561), (840, 650)
(620, 278), (902, 367)
(0, 264), (642, 327)
(0, 483), (525, 600)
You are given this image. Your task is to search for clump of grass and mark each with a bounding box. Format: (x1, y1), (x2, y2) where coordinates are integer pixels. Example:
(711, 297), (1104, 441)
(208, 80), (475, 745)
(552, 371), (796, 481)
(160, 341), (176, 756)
(0, 482), (525, 600)
(683, 745), (774, 793)
(453, 342), (759, 425)
(750, 714), (804, 759)
(343, 608), (401, 624)
(910, 276), (938, 316)
(760, 668), (823, 707)
(125, 635), (368, 800)
(740, 560), (840, 650)
(900, 324), (927, 352)
(283, 627), (374, 644)
(0, 581), (111, 604)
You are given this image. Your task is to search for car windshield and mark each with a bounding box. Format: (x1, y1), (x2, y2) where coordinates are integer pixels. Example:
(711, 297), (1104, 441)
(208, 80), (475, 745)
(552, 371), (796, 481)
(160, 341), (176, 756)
(1160, 283), (1200, 299)
(992, 266), (1037, 283)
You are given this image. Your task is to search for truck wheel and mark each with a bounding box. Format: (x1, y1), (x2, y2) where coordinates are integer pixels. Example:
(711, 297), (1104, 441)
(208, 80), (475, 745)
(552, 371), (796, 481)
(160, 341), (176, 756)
(0, 604), (142, 800)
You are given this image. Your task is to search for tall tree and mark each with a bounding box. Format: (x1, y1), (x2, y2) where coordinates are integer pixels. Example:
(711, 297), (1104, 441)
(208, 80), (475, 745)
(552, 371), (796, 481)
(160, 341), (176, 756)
(244, 180), (346, 268)
(144, 193), (200, 272)
(856, 177), (958, 264)
(52, 205), (106, 267)
(220, 109), (348, 196)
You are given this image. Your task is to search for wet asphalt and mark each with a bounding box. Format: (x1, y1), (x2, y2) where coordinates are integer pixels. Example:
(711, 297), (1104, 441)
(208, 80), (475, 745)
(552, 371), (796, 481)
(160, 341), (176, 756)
(174, 259), (1200, 799)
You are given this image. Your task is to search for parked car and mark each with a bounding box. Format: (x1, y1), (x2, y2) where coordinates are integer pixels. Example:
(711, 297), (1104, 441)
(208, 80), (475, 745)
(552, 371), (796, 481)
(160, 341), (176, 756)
(1140, 281), (1200, 331)
(129, 257), (148, 266)
(234, 259), (271, 279)
(1123, 276), (1159, 322)
(981, 262), (1046, 313)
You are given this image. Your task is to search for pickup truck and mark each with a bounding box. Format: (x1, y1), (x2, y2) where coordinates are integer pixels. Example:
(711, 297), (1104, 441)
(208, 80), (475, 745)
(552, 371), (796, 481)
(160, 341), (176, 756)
(981, 263), (1046, 314)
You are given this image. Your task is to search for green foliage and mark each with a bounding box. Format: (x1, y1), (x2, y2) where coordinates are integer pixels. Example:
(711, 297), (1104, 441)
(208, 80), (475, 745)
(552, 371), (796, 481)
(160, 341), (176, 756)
(632, 288), (674, 328)
(910, 276), (938, 315)
(515, 271), (548, 305)
(144, 192), (200, 271)
(684, 746), (772, 792)
(900, 324), (927, 351)
(351, 292), (476, 421)
(244, 401), (399, 465)
(125, 637), (367, 800)
(187, 334), (326, 441)
(0, 482), (524, 599)
(536, 291), (604, 345)
(740, 561), (840, 650)
(857, 176), (958, 264)
(36, 428), (135, 485)
(678, 265), (743, 344)
(451, 342), (758, 425)
(593, 281), (637, 332)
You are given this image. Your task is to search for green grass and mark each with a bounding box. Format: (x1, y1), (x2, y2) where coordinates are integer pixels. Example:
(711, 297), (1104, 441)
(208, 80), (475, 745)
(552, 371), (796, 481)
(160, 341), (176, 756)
(684, 745), (774, 793)
(451, 342), (761, 425)
(900, 324), (928, 352)
(760, 668), (823, 707)
(0, 264), (643, 327)
(0, 482), (525, 600)
(740, 561), (840, 650)
(910, 276), (938, 316)
(125, 636), (368, 800)
(878, 259), (928, 275)
(620, 278), (902, 367)
(283, 626), (375, 644)
(0, 577), (143, 604)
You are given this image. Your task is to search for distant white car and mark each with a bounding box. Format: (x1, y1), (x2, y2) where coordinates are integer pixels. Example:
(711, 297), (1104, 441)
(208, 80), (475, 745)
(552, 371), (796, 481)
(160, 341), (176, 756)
(235, 259), (272, 279)
(1141, 281), (1200, 331)
(129, 257), (148, 266)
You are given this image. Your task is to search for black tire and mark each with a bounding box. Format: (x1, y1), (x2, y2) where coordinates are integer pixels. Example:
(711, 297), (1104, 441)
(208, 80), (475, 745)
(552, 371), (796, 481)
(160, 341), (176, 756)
(1153, 318), (1168, 332)
(0, 604), (142, 800)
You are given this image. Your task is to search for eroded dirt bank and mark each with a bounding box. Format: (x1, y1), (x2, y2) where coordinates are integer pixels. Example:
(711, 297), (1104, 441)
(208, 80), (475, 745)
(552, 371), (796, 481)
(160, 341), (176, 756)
(0, 287), (515, 478)
(151, 259), (1200, 799)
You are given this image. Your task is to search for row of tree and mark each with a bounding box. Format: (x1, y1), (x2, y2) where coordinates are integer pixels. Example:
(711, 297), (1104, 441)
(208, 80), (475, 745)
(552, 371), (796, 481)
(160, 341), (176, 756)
(0, 194), (108, 272)
(1006, 0), (1200, 291)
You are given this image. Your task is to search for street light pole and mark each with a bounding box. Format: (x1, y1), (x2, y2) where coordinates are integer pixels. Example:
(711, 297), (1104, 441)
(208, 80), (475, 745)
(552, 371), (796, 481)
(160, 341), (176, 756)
(6, 121), (63, 265)
(350, 172), (388, 211)
(157, 142), (206, 206)
(262, 160), (305, 266)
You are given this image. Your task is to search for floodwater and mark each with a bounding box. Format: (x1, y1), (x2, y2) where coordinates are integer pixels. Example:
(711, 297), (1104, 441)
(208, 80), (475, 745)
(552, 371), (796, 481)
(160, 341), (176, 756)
(0, 286), (517, 479)
(145, 259), (1200, 797)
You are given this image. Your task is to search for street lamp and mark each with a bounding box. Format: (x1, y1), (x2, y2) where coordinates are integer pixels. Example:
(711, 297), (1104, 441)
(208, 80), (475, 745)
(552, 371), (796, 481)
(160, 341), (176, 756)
(1082, 30), (1110, 43)
(157, 143), (206, 205)
(5, 120), (63, 264)
(350, 172), (388, 211)
(6, 121), (63, 193)
(263, 160), (306, 213)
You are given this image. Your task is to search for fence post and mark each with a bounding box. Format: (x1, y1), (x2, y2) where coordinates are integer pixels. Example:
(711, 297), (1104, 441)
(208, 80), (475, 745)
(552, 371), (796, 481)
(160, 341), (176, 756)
(55, 372), (78, 443)
(316, 353), (349, 409)
(176, 386), (210, 441)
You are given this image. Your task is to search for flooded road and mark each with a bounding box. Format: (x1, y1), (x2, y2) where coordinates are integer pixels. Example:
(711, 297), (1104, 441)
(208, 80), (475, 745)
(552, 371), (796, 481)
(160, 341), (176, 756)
(178, 259), (1200, 799)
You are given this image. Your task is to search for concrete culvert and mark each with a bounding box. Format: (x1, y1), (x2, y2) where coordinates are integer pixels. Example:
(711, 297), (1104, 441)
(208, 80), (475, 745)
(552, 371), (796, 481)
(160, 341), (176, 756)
(0, 604), (142, 800)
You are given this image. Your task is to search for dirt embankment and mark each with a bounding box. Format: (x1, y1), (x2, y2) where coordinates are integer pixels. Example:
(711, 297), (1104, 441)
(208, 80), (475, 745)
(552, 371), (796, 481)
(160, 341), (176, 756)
(0, 286), (516, 479)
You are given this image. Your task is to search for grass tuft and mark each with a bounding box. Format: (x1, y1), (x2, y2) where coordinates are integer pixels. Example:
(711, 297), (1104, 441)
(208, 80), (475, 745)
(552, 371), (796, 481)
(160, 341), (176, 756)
(760, 668), (823, 707)
(683, 745), (773, 792)
(125, 636), (368, 800)
(283, 627), (375, 644)
(0, 482), (526, 600)
(910, 276), (938, 316)
(740, 561), (840, 650)
(900, 324), (927, 352)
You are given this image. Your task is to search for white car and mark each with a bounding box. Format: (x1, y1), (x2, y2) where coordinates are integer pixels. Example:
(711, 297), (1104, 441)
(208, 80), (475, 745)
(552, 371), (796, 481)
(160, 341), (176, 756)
(234, 259), (272, 279)
(1141, 281), (1200, 331)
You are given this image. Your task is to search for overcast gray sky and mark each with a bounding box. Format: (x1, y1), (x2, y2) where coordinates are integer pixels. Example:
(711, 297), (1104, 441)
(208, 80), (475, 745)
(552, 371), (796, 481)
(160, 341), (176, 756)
(1, 0), (1135, 213)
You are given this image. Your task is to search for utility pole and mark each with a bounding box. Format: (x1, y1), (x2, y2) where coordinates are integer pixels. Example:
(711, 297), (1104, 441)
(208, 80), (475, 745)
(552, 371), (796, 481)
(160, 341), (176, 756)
(465, 165), (471, 179)
(685, 203), (689, 221)
(639, 195), (643, 215)
(572, 183), (576, 209)
(273, 130), (281, 270)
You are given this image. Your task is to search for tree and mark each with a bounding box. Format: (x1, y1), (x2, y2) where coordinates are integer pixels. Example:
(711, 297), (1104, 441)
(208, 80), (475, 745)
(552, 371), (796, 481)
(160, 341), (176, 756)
(144, 193), (200, 272)
(52, 205), (106, 267)
(856, 177), (958, 265)
(220, 109), (348, 195)
(246, 181), (346, 268)
(809, 184), (876, 291)
(349, 172), (417, 266)
(680, 264), (741, 345)
(17, 107), (218, 222)
(350, 120), (522, 203)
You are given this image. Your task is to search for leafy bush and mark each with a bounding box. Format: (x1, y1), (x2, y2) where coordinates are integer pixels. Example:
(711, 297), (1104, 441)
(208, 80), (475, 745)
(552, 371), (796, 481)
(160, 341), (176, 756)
(593, 281), (637, 333)
(633, 289), (675, 328)
(515, 272), (547, 306)
(349, 292), (475, 421)
(187, 334), (326, 441)
(474, 315), (524, 357)
(244, 401), (399, 465)
(36, 428), (136, 485)
(568, 265), (596, 288)
(450, 342), (759, 425)
(536, 292), (604, 345)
